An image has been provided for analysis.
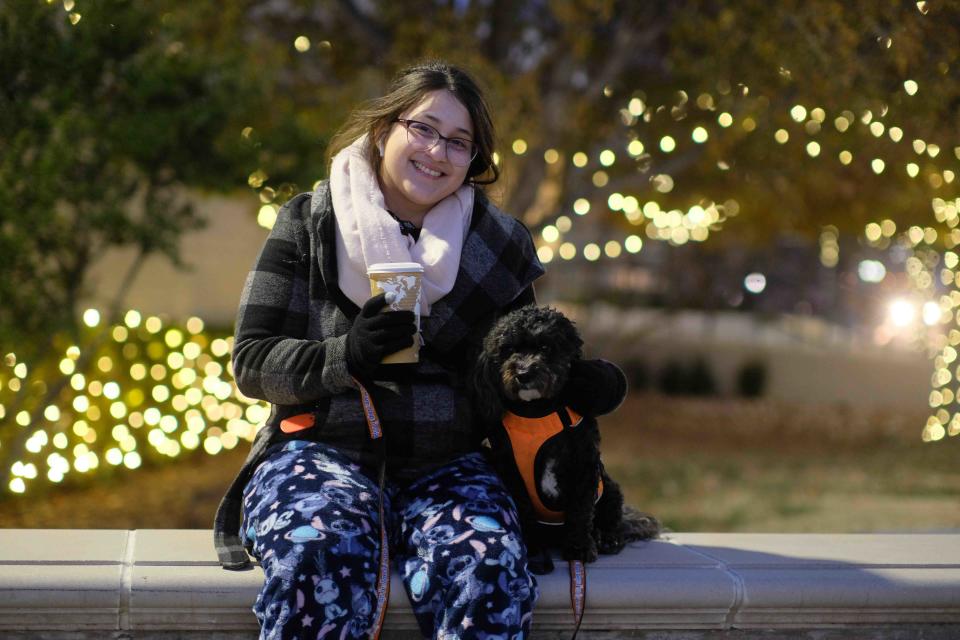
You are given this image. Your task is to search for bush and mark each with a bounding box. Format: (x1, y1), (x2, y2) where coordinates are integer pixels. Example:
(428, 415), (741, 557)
(688, 358), (717, 396)
(622, 360), (650, 392)
(737, 361), (767, 398)
(658, 360), (687, 395)
(657, 358), (718, 396)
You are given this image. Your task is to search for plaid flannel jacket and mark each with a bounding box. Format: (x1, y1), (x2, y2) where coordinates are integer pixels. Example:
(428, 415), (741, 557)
(214, 181), (544, 569)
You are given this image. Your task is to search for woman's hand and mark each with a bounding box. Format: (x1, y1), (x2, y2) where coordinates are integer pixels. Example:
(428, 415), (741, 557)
(345, 292), (417, 380)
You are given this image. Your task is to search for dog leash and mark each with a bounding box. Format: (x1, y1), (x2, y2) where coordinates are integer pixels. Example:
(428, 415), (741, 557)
(361, 385), (586, 640)
(557, 407), (588, 640)
(280, 379), (390, 640)
(570, 559), (587, 639)
(284, 393), (589, 639)
(355, 378), (391, 640)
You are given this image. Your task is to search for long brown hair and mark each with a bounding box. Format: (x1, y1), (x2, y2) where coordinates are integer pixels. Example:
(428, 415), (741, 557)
(325, 61), (499, 186)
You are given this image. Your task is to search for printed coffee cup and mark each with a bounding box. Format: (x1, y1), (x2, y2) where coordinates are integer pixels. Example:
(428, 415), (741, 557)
(367, 262), (424, 364)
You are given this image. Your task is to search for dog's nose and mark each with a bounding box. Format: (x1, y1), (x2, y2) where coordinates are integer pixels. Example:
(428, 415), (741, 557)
(516, 370), (533, 384)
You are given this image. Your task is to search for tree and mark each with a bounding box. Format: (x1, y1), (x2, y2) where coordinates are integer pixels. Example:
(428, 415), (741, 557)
(0, 0), (306, 477)
(233, 0), (960, 241)
(0, 0), (268, 356)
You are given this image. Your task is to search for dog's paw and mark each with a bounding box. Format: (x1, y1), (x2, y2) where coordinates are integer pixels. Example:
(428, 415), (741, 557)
(596, 529), (625, 555)
(525, 544), (555, 575)
(621, 507), (662, 541)
(563, 539), (598, 563)
(528, 553), (555, 575)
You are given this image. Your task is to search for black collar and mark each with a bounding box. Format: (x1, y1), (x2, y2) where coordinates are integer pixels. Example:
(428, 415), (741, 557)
(504, 396), (564, 418)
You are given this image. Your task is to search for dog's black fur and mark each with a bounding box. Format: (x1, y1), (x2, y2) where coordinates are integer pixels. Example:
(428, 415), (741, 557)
(473, 305), (660, 574)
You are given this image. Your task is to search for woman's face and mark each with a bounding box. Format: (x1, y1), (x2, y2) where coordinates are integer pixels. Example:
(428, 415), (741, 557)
(377, 89), (474, 217)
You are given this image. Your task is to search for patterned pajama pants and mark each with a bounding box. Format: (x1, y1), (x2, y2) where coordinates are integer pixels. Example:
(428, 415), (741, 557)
(241, 440), (539, 639)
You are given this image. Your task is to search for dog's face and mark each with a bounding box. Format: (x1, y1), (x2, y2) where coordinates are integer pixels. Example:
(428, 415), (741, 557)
(480, 306), (583, 404)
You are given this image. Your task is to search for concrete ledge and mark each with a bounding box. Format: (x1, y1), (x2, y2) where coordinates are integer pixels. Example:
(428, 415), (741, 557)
(1, 530), (959, 638)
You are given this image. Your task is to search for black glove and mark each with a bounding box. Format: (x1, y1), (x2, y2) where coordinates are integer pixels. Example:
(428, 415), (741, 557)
(345, 293), (417, 380)
(563, 359), (628, 417)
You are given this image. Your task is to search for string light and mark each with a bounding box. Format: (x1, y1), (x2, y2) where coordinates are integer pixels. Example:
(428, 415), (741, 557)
(293, 36), (310, 52)
(257, 205), (277, 229)
(1, 310), (267, 495)
(82, 309), (100, 328)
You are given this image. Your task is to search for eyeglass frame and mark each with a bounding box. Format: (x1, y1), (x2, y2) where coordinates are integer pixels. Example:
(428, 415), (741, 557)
(393, 118), (479, 167)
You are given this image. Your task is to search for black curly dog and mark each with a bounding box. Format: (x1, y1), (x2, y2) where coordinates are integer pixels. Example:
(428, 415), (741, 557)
(472, 305), (660, 574)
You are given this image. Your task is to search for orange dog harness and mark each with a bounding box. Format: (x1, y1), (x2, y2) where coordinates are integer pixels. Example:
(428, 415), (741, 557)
(501, 407), (603, 525)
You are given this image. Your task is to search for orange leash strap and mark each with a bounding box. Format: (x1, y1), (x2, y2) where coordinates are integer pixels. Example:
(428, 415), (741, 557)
(354, 378), (390, 640)
(569, 559), (587, 639)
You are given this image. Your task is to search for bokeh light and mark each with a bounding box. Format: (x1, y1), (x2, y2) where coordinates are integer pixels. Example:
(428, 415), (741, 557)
(0, 309), (263, 496)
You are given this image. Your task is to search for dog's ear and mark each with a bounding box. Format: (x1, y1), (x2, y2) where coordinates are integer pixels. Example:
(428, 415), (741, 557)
(471, 346), (505, 426)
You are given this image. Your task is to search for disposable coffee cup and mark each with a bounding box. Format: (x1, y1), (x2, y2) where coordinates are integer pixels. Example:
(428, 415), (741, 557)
(367, 262), (424, 364)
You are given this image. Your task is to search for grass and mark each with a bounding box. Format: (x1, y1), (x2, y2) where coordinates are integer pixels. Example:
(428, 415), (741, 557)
(600, 394), (960, 533)
(0, 393), (958, 533)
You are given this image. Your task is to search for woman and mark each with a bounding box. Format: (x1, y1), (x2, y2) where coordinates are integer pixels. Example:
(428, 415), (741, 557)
(213, 61), (545, 639)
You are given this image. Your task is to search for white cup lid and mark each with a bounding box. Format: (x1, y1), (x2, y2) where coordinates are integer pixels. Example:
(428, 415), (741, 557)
(367, 262), (424, 274)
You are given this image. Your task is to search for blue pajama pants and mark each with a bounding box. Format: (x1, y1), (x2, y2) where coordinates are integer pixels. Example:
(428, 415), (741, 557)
(241, 440), (539, 639)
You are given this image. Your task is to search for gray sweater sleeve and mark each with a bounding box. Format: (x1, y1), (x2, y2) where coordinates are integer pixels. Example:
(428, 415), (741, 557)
(231, 197), (354, 405)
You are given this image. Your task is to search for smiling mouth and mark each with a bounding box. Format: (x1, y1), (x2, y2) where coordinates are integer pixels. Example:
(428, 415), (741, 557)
(412, 160), (443, 178)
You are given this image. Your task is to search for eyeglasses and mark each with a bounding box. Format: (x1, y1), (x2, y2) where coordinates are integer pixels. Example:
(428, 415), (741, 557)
(395, 119), (478, 168)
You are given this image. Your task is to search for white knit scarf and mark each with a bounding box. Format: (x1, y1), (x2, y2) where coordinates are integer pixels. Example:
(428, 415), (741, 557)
(329, 136), (474, 316)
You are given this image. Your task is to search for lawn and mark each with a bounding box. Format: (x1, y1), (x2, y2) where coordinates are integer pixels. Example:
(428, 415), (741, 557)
(601, 395), (960, 533)
(0, 394), (957, 533)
